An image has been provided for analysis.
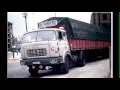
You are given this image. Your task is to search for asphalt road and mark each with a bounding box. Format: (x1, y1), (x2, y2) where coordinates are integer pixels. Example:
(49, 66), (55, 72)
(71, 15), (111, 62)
(7, 58), (111, 78)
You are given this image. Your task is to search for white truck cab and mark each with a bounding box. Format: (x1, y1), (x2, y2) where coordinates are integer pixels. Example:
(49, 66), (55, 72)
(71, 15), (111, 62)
(20, 28), (71, 75)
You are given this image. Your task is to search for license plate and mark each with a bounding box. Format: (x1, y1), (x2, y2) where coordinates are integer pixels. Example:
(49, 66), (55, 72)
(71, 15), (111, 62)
(32, 61), (40, 64)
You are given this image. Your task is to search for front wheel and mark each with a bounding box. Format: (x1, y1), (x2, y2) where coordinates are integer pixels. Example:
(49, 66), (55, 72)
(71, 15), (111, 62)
(59, 62), (69, 74)
(53, 56), (70, 74)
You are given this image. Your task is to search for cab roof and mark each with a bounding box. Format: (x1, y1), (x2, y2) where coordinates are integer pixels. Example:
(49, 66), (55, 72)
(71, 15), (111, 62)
(23, 28), (65, 35)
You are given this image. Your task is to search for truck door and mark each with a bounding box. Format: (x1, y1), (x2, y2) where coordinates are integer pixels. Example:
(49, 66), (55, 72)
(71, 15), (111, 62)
(57, 31), (68, 56)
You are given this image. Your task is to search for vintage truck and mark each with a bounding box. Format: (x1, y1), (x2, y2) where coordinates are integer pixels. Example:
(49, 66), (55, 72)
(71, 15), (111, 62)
(20, 17), (111, 76)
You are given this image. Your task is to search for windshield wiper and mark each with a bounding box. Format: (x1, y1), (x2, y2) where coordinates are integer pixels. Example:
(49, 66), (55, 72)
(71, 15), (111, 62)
(37, 38), (47, 41)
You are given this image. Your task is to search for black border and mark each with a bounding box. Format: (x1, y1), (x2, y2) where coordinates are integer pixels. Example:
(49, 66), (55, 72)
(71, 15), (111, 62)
(113, 12), (119, 78)
(0, 8), (119, 80)
(0, 10), (7, 79)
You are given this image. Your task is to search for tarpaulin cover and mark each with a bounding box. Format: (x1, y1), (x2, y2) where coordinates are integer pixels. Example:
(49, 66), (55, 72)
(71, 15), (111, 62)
(38, 17), (111, 41)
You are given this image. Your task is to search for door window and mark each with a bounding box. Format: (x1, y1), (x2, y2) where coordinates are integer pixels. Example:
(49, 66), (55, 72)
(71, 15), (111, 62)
(58, 31), (63, 40)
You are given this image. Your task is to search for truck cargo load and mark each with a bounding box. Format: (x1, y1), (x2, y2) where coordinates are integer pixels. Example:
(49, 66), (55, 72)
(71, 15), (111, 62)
(38, 17), (111, 41)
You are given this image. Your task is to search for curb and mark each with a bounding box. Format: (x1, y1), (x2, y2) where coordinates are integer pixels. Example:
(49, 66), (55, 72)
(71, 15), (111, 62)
(8, 58), (21, 62)
(9, 58), (21, 60)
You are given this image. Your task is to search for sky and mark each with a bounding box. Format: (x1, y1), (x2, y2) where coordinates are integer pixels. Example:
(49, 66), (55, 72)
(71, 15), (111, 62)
(8, 12), (92, 38)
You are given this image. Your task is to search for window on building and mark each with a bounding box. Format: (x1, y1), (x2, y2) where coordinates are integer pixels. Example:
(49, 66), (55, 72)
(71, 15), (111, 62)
(8, 28), (10, 33)
(8, 39), (10, 43)
(103, 14), (107, 20)
(8, 34), (10, 38)
(10, 25), (12, 29)
(8, 44), (10, 49)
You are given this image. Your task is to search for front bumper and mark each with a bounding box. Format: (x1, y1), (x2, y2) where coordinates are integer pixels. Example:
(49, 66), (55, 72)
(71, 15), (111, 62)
(20, 57), (63, 66)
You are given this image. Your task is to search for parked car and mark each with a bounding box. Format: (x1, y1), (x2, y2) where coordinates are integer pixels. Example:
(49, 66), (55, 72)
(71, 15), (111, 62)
(9, 44), (21, 52)
(15, 44), (21, 52)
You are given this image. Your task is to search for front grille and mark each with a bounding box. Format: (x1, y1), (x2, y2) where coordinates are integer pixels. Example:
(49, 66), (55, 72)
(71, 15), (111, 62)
(27, 48), (47, 57)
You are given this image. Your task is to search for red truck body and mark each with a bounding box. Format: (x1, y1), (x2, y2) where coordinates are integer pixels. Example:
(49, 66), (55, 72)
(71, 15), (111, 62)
(68, 39), (110, 51)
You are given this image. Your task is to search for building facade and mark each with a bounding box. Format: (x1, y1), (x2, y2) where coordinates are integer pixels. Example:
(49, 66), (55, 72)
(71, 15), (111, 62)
(8, 22), (13, 50)
(90, 12), (111, 30)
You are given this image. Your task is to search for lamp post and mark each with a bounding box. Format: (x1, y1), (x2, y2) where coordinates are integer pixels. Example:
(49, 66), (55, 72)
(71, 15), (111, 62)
(55, 12), (56, 17)
(23, 13), (28, 32)
(12, 45), (15, 58)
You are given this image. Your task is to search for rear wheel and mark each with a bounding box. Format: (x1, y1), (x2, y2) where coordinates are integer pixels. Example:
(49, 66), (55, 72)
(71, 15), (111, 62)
(76, 51), (86, 67)
(103, 48), (109, 59)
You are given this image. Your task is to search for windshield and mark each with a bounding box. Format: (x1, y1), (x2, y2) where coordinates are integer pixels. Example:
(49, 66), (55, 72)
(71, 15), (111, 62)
(22, 30), (56, 43)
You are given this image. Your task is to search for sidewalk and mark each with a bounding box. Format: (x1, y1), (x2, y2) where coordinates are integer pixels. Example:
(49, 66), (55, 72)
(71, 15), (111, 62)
(8, 52), (21, 61)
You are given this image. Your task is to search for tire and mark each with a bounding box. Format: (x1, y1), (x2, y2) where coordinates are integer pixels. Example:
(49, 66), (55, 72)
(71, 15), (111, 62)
(52, 65), (59, 73)
(76, 51), (86, 67)
(54, 56), (70, 74)
(60, 63), (69, 74)
(103, 48), (109, 59)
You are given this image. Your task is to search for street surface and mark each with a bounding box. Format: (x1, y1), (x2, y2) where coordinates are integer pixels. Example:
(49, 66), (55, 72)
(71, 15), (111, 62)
(7, 52), (110, 78)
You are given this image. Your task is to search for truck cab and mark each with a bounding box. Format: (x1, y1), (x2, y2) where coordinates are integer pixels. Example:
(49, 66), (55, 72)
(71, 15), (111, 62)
(20, 28), (71, 75)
